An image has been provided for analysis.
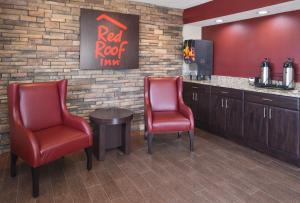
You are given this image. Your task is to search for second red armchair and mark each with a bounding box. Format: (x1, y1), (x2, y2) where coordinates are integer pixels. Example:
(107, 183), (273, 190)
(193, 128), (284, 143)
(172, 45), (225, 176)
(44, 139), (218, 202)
(144, 76), (194, 154)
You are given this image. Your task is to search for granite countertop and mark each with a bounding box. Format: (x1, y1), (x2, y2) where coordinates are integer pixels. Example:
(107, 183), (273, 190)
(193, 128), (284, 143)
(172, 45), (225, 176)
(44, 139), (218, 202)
(183, 76), (300, 98)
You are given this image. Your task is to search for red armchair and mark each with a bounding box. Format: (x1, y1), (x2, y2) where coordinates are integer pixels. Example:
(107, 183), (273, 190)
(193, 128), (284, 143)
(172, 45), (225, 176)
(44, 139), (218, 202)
(7, 80), (93, 197)
(144, 76), (194, 154)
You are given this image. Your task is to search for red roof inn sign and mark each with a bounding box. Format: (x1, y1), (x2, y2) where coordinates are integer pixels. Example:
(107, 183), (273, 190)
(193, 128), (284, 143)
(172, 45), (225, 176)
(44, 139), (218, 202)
(80, 9), (139, 69)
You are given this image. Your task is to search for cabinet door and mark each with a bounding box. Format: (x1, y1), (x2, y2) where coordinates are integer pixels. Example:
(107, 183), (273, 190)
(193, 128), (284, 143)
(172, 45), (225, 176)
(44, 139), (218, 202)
(210, 95), (226, 135)
(225, 98), (243, 139)
(268, 106), (299, 158)
(196, 91), (210, 131)
(244, 102), (268, 150)
(183, 83), (192, 107)
(183, 84), (200, 128)
(191, 88), (201, 128)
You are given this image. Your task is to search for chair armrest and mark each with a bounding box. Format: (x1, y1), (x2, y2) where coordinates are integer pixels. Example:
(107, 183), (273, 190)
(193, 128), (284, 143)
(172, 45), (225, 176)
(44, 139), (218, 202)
(178, 101), (194, 130)
(63, 112), (92, 144)
(10, 124), (40, 167)
(144, 99), (153, 132)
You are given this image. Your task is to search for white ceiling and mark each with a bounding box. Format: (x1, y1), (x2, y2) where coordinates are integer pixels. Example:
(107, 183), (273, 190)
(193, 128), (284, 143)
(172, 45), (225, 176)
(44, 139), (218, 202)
(187, 0), (300, 27)
(131, 0), (212, 9)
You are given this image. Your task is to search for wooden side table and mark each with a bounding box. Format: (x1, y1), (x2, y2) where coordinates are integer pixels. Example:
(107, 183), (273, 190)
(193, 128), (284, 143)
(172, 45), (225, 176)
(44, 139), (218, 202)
(89, 107), (133, 161)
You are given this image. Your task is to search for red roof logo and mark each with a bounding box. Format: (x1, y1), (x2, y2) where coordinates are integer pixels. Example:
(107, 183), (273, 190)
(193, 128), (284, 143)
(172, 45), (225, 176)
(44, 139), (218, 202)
(96, 14), (127, 30)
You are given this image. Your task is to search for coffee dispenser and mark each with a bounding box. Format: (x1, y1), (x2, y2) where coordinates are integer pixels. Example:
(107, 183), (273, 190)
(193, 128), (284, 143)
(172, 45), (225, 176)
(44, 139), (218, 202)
(183, 40), (213, 80)
(261, 58), (271, 85)
(282, 58), (295, 89)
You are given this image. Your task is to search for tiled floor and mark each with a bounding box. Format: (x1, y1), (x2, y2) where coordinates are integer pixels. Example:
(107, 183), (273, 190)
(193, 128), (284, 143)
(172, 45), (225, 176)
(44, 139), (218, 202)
(1, 129), (300, 202)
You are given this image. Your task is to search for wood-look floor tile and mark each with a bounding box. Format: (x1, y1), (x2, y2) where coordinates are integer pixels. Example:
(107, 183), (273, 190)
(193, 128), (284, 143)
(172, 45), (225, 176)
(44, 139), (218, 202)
(124, 172), (151, 192)
(79, 170), (99, 188)
(165, 165), (204, 193)
(222, 174), (259, 195)
(260, 182), (300, 202)
(126, 154), (150, 174)
(16, 173), (36, 203)
(94, 168), (114, 185)
(142, 170), (164, 188)
(36, 167), (54, 203)
(66, 177), (91, 202)
(0, 153), (9, 183)
(218, 182), (256, 202)
(86, 184), (109, 203)
(167, 180), (207, 203)
(1, 130), (300, 202)
(101, 180), (123, 200)
(249, 190), (281, 203)
(1, 175), (18, 203)
(148, 154), (172, 168)
(52, 194), (74, 203)
(260, 160), (300, 181)
(198, 189), (226, 202)
(103, 159), (126, 180)
(143, 158), (173, 183)
(114, 177), (137, 194)
(139, 187), (165, 203)
(125, 190), (145, 203)
(50, 165), (70, 198)
(109, 196), (130, 203)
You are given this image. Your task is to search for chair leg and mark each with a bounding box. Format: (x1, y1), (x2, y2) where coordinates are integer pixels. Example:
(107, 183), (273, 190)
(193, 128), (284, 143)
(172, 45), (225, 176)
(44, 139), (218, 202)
(177, 132), (182, 138)
(10, 152), (17, 177)
(144, 131), (148, 140)
(147, 133), (153, 154)
(188, 130), (194, 152)
(31, 167), (39, 198)
(85, 147), (93, 171)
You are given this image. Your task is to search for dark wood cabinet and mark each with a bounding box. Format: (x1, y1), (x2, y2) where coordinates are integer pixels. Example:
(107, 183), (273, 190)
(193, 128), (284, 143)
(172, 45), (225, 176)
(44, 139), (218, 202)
(268, 106), (299, 159)
(210, 87), (243, 139)
(183, 81), (300, 166)
(183, 83), (195, 112)
(244, 91), (300, 165)
(183, 82), (210, 130)
(183, 83), (200, 128)
(197, 85), (210, 131)
(226, 98), (243, 139)
(244, 101), (268, 150)
(210, 94), (226, 135)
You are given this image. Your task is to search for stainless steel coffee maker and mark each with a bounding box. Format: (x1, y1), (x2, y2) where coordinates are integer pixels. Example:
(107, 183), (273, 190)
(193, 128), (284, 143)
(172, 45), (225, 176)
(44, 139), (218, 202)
(282, 58), (295, 89)
(261, 58), (271, 85)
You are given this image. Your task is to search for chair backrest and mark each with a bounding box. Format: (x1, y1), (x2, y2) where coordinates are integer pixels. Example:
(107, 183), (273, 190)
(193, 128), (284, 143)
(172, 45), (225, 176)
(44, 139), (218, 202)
(146, 77), (179, 112)
(17, 81), (63, 131)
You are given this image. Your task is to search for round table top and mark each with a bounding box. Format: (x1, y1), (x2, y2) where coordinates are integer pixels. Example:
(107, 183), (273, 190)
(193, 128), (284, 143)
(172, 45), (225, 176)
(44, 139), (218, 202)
(89, 107), (133, 125)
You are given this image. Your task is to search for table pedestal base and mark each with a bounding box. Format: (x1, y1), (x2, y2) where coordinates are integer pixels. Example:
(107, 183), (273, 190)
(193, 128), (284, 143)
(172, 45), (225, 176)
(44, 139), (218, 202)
(93, 121), (131, 161)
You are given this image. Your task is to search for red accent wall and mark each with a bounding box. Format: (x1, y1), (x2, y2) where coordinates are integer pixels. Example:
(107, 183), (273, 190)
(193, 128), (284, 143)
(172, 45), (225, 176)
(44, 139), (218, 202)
(184, 0), (291, 24)
(202, 11), (300, 81)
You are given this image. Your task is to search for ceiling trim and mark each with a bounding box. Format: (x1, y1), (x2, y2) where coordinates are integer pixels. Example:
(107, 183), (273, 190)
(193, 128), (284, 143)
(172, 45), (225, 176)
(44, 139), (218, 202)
(130, 0), (212, 9)
(184, 0), (292, 24)
(186, 1), (300, 27)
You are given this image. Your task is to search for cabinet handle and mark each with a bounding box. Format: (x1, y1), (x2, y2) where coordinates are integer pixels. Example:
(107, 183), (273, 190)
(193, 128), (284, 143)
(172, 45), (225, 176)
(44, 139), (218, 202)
(195, 93), (198, 101)
(221, 91), (228, 94)
(192, 93), (195, 101)
(221, 98), (224, 108)
(269, 108), (272, 119)
(263, 107), (266, 118)
(192, 86), (198, 89)
(225, 99), (228, 108)
(262, 98), (273, 102)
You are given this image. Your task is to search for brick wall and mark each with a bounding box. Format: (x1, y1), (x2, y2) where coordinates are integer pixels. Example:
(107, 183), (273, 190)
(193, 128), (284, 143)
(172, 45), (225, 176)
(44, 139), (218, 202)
(0, 0), (183, 153)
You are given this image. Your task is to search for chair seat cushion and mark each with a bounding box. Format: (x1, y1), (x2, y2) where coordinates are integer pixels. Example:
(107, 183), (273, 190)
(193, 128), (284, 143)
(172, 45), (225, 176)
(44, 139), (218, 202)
(34, 125), (90, 165)
(152, 111), (191, 133)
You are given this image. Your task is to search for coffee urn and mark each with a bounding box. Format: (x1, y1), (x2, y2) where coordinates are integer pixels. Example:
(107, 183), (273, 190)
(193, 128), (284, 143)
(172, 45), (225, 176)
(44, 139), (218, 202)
(282, 58), (295, 89)
(261, 58), (271, 85)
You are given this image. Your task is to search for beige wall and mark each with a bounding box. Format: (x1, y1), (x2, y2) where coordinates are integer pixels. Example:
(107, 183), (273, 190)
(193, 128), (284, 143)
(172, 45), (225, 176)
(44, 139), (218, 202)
(0, 0), (183, 153)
